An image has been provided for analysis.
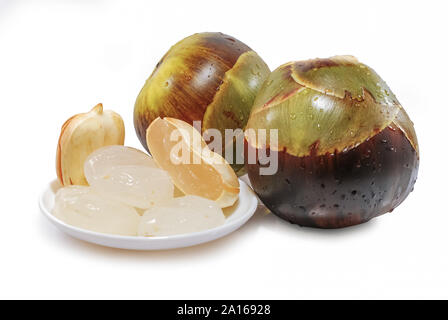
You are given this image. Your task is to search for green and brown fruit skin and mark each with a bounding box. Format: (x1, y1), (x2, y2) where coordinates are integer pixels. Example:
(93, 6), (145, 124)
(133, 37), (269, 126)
(245, 56), (419, 228)
(134, 32), (270, 174)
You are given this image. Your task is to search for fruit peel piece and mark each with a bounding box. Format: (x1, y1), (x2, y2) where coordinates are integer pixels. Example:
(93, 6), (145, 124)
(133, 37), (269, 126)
(202, 50), (270, 174)
(56, 104), (125, 186)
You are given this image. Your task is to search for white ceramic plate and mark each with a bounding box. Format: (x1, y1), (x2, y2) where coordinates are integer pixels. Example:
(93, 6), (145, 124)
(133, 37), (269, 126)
(39, 179), (258, 250)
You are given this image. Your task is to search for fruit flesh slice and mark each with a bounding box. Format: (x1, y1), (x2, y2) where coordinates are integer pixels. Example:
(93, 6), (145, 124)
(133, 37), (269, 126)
(53, 186), (140, 236)
(84, 145), (157, 181)
(84, 145), (172, 209)
(138, 195), (225, 237)
(86, 165), (174, 209)
(146, 117), (239, 208)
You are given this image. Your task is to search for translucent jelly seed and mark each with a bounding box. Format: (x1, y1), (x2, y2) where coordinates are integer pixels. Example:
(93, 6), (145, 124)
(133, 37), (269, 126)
(53, 186), (140, 236)
(138, 195), (225, 237)
(88, 165), (174, 209)
(84, 145), (157, 182)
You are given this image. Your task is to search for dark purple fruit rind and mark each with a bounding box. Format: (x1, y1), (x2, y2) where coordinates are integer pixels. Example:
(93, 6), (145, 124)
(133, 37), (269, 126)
(246, 125), (419, 228)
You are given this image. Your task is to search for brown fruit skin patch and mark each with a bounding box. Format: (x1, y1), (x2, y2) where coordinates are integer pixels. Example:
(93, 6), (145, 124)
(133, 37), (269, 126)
(134, 32), (252, 152)
(246, 125), (419, 229)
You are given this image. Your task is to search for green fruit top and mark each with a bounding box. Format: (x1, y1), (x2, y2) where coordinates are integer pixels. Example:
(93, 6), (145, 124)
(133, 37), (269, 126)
(246, 55), (418, 157)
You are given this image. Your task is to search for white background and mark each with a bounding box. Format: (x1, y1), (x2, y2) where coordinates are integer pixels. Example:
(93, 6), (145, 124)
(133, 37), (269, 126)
(0, 0), (447, 299)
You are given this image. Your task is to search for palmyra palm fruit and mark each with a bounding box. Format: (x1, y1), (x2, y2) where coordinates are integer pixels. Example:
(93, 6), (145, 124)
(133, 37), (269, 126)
(134, 32), (270, 174)
(245, 56), (419, 229)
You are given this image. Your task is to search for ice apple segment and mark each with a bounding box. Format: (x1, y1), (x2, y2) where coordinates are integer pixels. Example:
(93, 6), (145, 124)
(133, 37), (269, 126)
(53, 186), (140, 236)
(85, 165), (174, 209)
(138, 195), (225, 237)
(84, 145), (157, 182)
(145, 117), (239, 208)
(84, 145), (173, 209)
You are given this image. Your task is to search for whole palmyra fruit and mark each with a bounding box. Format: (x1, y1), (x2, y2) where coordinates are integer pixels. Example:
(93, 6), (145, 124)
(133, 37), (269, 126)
(245, 56), (419, 228)
(134, 32), (270, 174)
